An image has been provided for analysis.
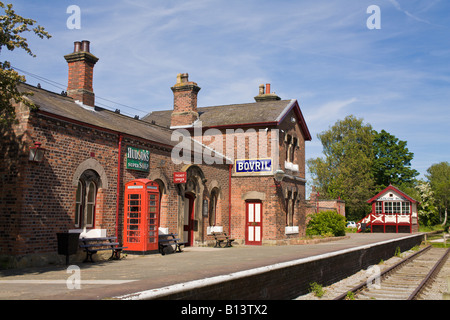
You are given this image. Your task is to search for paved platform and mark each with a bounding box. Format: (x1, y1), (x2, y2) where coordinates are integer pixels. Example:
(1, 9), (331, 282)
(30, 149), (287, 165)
(0, 233), (423, 300)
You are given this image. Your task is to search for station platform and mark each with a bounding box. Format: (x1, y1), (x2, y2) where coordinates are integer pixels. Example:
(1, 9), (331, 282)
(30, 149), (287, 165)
(0, 233), (424, 300)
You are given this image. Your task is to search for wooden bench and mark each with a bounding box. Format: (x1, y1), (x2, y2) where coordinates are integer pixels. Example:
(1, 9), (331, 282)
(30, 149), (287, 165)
(158, 233), (188, 255)
(212, 232), (235, 248)
(79, 237), (127, 262)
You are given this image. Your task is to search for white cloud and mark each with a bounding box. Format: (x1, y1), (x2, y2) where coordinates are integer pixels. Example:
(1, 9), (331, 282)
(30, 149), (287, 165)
(388, 0), (436, 25)
(305, 98), (358, 126)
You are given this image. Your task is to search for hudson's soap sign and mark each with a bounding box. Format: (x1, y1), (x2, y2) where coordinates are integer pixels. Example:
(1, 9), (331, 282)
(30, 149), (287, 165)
(126, 147), (150, 172)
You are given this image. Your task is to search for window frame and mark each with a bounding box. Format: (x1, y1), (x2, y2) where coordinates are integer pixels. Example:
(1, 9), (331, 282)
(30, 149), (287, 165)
(75, 170), (99, 229)
(85, 181), (97, 228)
(75, 181), (83, 228)
(375, 201), (383, 214)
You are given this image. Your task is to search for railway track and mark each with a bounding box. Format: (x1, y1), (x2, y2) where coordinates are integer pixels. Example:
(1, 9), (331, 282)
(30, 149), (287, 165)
(333, 246), (450, 300)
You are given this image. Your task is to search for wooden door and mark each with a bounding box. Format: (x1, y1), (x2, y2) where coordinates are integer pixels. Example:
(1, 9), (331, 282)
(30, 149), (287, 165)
(246, 201), (262, 245)
(184, 193), (195, 246)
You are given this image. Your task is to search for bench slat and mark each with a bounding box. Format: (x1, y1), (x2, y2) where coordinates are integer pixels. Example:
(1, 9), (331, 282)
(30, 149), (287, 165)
(80, 242), (119, 248)
(78, 236), (126, 262)
(159, 239), (181, 243)
(79, 237), (117, 242)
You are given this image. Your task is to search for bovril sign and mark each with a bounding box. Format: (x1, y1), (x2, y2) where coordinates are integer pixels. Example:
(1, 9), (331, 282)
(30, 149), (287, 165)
(126, 147), (150, 172)
(235, 159), (272, 175)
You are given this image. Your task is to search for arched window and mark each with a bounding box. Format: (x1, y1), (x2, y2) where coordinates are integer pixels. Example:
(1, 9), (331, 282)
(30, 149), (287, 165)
(86, 181), (97, 227)
(75, 181), (83, 227)
(285, 134), (292, 162)
(75, 169), (99, 229)
(291, 137), (298, 162)
(209, 188), (219, 226)
(286, 191), (298, 227)
(286, 190), (293, 226)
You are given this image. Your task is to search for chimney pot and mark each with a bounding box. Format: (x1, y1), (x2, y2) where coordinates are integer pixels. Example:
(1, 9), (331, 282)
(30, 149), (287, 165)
(176, 73), (189, 84)
(254, 82), (281, 102)
(74, 41), (81, 53)
(259, 84), (265, 95)
(81, 40), (90, 52)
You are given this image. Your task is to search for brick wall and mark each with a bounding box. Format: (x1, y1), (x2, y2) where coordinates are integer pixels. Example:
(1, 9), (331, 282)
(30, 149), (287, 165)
(188, 106), (309, 242)
(0, 102), (232, 264)
(0, 102), (31, 256)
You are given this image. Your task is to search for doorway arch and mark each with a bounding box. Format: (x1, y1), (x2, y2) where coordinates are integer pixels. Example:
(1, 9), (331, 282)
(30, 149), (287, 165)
(179, 165), (206, 246)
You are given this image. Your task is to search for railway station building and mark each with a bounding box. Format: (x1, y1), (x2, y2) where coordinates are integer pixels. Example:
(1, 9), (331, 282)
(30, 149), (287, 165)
(0, 41), (311, 267)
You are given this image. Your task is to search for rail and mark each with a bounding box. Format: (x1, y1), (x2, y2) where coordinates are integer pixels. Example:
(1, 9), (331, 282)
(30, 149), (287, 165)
(408, 247), (450, 300)
(333, 245), (450, 300)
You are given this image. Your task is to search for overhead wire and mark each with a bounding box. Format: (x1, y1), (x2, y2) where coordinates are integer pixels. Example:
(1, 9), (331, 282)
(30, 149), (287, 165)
(11, 66), (150, 118)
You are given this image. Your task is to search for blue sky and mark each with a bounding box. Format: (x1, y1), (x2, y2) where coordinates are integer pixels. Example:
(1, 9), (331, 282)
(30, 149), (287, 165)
(3, 0), (450, 186)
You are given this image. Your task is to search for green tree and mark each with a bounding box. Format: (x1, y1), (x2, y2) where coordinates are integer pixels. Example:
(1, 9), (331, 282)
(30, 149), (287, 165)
(426, 162), (450, 225)
(416, 181), (439, 226)
(372, 129), (419, 190)
(307, 115), (375, 220)
(0, 1), (51, 125)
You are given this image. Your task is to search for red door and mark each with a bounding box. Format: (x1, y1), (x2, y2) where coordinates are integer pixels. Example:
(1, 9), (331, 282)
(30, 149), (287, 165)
(184, 193), (195, 246)
(246, 201), (262, 245)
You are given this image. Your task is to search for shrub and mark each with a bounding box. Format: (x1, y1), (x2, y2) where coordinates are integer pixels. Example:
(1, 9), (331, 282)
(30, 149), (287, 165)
(306, 210), (346, 237)
(309, 282), (326, 298)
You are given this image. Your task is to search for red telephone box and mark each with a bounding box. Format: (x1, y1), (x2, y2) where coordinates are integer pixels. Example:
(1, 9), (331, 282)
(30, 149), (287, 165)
(123, 179), (159, 253)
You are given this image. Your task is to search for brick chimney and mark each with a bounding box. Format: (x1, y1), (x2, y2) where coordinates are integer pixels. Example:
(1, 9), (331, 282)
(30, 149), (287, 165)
(64, 40), (99, 107)
(254, 83), (281, 102)
(170, 73), (201, 128)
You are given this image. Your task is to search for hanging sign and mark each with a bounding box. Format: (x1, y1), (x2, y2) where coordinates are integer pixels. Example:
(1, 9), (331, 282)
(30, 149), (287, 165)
(126, 147), (150, 172)
(173, 172), (187, 183)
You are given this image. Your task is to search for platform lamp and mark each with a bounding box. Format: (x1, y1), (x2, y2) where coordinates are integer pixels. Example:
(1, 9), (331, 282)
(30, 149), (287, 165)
(273, 168), (285, 186)
(29, 142), (46, 162)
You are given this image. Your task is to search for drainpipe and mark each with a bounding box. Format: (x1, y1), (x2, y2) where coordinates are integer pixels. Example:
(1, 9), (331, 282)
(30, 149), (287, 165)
(229, 164), (232, 236)
(116, 134), (123, 240)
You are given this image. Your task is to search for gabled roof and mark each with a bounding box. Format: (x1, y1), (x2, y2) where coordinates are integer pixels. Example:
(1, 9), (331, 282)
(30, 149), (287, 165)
(143, 99), (312, 141)
(367, 185), (418, 204)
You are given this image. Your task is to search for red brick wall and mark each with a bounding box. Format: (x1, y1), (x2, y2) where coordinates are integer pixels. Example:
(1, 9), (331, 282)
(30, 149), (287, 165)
(1, 96), (310, 260)
(191, 106), (309, 242)
(1, 103), (232, 258)
(0, 102), (31, 256)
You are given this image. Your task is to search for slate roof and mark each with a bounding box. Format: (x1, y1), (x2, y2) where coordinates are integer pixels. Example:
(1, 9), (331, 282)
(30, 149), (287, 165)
(18, 83), (176, 148)
(19, 82), (311, 149)
(143, 99), (312, 140)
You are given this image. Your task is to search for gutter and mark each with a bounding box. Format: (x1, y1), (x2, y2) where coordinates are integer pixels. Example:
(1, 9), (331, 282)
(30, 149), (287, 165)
(116, 134), (123, 240)
(229, 164), (232, 236)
